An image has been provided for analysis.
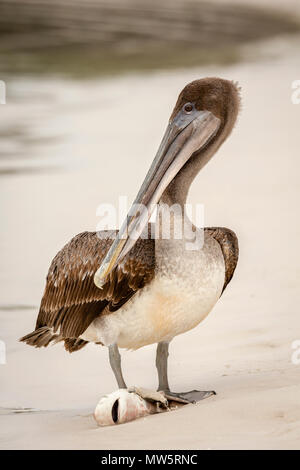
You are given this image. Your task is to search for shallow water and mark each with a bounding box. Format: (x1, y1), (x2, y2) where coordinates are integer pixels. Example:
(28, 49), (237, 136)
(0, 0), (299, 78)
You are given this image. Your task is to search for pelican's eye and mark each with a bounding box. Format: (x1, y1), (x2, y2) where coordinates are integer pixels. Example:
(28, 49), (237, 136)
(183, 102), (193, 114)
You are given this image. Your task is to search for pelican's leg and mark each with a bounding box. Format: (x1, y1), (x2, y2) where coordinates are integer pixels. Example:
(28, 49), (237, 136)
(156, 341), (170, 391)
(156, 341), (216, 404)
(109, 343), (127, 389)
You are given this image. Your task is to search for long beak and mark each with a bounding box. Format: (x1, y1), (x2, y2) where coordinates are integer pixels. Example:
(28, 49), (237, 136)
(94, 108), (220, 288)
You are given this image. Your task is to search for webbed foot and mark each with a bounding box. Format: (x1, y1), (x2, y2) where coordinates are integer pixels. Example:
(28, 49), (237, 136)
(163, 390), (216, 404)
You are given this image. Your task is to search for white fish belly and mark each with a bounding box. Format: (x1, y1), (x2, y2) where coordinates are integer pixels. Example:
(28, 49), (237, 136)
(81, 236), (225, 350)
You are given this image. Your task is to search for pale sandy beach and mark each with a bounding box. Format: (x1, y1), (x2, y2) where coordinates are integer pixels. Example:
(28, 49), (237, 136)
(1, 2), (300, 450)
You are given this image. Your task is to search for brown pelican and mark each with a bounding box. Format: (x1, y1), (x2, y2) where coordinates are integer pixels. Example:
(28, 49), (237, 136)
(21, 77), (239, 404)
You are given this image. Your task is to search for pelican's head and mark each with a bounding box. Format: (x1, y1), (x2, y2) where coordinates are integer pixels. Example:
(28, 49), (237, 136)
(94, 78), (240, 287)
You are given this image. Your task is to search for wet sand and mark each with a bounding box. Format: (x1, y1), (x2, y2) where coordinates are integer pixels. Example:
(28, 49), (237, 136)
(1, 22), (300, 451)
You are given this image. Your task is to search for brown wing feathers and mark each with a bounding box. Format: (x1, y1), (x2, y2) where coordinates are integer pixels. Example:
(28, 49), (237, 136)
(206, 227), (239, 293)
(20, 230), (155, 351)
